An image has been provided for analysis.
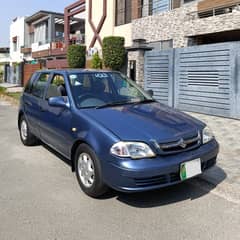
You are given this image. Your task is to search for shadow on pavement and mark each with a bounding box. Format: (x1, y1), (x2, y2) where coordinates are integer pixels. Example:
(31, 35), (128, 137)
(42, 143), (72, 168)
(41, 142), (227, 208)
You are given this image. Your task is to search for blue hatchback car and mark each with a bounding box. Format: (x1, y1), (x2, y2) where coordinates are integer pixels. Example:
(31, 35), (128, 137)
(18, 69), (219, 197)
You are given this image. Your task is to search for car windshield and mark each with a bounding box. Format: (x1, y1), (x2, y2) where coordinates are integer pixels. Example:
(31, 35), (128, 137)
(68, 72), (153, 109)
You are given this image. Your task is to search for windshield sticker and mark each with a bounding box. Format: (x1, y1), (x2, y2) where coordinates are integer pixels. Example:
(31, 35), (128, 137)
(95, 73), (108, 78)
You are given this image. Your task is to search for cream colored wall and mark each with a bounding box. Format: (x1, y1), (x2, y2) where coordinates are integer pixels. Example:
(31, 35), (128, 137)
(114, 23), (132, 47)
(85, 0), (132, 53)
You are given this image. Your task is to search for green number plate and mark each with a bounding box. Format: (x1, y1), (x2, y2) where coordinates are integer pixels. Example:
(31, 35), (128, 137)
(180, 159), (202, 181)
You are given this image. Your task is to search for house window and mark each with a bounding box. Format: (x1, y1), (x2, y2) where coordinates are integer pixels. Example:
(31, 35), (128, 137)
(183, 0), (195, 3)
(149, 0), (182, 15)
(34, 21), (49, 45)
(149, 39), (173, 50)
(115, 0), (132, 26)
(13, 42), (17, 52)
(12, 36), (18, 52)
(152, 0), (170, 14)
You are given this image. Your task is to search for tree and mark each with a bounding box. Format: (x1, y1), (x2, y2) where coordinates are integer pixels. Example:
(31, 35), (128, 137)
(102, 36), (125, 70)
(67, 45), (86, 68)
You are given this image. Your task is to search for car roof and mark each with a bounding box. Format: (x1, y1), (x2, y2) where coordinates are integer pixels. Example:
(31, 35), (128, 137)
(35, 69), (119, 74)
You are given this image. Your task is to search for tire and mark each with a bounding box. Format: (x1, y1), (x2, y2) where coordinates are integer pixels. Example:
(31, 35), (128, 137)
(19, 115), (38, 146)
(75, 144), (108, 198)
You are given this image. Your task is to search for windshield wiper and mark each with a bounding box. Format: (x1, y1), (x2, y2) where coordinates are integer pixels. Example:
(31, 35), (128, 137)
(131, 99), (156, 106)
(96, 101), (134, 109)
(96, 99), (156, 109)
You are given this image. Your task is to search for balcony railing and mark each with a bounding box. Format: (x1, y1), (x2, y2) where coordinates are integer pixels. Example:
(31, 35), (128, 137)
(188, 2), (240, 20)
(21, 47), (32, 54)
(50, 36), (85, 56)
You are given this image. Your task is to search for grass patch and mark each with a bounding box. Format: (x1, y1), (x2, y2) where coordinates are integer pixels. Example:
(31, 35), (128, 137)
(0, 86), (6, 94)
(7, 92), (22, 100)
(0, 87), (21, 102)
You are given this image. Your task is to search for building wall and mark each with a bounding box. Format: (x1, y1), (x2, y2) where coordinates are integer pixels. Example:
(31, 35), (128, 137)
(128, 51), (145, 87)
(9, 17), (26, 63)
(114, 23), (132, 47)
(0, 53), (10, 64)
(85, 0), (132, 53)
(132, 1), (240, 48)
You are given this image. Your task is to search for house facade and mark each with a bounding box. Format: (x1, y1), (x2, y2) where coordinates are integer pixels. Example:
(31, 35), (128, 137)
(9, 16), (29, 84)
(0, 48), (10, 83)
(125, 0), (240, 119)
(119, 0), (240, 86)
(22, 10), (85, 69)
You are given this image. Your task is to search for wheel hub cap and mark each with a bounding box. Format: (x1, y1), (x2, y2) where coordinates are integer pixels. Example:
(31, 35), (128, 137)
(78, 153), (95, 188)
(21, 120), (28, 140)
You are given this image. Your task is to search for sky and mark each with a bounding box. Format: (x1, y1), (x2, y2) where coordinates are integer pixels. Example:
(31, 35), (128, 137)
(0, 0), (75, 47)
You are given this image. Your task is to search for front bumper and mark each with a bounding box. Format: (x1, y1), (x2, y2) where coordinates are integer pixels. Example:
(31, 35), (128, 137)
(103, 140), (219, 192)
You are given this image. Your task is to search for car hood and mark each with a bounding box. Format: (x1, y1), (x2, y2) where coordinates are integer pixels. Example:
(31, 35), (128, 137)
(83, 102), (205, 142)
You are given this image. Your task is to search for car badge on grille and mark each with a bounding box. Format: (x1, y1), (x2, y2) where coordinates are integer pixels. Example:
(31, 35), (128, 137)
(179, 139), (187, 148)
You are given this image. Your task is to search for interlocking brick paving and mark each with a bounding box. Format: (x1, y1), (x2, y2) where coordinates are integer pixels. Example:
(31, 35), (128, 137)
(188, 112), (240, 200)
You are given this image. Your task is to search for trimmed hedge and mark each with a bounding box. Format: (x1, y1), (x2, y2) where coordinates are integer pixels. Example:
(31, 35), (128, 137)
(67, 45), (86, 68)
(102, 36), (125, 70)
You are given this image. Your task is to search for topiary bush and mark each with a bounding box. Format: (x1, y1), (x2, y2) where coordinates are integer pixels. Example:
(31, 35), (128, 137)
(67, 45), (86, 68)
(102, 36), (125, 70)
(91, 52), (103, 69)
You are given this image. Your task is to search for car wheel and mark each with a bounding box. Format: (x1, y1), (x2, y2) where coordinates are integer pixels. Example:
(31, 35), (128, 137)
(19, 116), (38, 146)
(75, 144), (108, 198)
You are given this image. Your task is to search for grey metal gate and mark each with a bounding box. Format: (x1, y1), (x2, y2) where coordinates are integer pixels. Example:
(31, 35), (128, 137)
(175, 43), (239, 118)
(144, 49), (174, 107)
(144, 42), (240, 119)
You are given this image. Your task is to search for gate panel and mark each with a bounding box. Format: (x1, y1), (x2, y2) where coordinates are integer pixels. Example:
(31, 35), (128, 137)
(23, 63), (41, 86)
(144, 50), (174, 107)
(174, 43), (237, 118)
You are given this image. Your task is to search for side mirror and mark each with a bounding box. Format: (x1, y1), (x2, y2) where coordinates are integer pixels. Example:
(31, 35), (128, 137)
(48, 96), (69, 109)
(146, 89), (154, 97)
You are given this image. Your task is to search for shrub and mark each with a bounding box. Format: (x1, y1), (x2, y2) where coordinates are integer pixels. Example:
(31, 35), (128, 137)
(91, 52), (103, 69)
(0, 71), (3, 83)
(0, 86), (6, 94)
(102, 36), (125, 70)
(67, 45), (86, 68)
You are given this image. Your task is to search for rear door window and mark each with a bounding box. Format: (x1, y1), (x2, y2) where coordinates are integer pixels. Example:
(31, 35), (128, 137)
(24, 72), (38, 94)
(31, 73), (50, 98)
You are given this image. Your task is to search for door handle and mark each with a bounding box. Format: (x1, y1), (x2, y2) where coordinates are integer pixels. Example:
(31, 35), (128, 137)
(25, 101), (32, 106)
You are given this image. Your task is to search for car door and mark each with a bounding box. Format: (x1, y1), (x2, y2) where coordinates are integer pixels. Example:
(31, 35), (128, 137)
(38, 73), (74, 157)
(23, 72), (50, 138)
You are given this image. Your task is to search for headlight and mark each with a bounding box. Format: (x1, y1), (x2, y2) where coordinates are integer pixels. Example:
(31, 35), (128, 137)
(110, 142), (156, 159)
(202, 126), (214, 144)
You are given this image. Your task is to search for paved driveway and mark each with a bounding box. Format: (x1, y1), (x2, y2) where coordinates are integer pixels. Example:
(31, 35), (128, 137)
(188, 112), (240, 203)
(0, 101), (239, 240)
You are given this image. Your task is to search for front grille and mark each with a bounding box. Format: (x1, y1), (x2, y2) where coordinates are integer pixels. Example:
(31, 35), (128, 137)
(158, 132), (201, 155)
(134, 172), (180, 187)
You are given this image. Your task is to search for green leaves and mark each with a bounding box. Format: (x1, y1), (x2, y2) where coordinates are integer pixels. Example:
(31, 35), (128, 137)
(67, 45), (86, 68)
(91, 52), (103, 69)
(102, 37), (125, 70)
